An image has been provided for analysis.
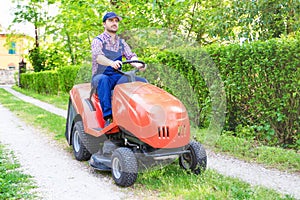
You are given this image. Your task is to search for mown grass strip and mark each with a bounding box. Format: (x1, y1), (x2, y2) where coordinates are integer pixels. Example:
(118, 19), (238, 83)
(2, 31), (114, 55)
(0, 144), (37, 199)
(0, 88), (296, 199)
(0, 88), (66, 141)
(12, 85), (69, 110)
(196, 130), (300, 173)
(136, 164), (294, 200)
(219, 136), (300, 172)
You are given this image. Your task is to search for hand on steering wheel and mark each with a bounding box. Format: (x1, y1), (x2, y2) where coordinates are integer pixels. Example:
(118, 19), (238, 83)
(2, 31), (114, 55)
(111, 60), (122, 69)
(137, 64), (147, 72)
(131, 62), (146, 71)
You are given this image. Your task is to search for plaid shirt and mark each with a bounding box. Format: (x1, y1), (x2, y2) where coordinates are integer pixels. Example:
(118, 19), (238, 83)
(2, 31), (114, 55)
(91, 31), (137, 76)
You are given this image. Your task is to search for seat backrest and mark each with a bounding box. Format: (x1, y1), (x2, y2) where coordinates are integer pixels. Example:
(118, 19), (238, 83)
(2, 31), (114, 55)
(89, 85), (97, 100)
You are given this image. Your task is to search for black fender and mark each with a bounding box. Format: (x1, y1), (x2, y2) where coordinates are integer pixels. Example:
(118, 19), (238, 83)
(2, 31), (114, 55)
(65, 97), (80, 145)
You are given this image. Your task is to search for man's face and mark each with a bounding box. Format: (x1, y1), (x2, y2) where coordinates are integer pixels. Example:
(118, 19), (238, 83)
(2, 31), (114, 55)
(104, 17), (119, 33)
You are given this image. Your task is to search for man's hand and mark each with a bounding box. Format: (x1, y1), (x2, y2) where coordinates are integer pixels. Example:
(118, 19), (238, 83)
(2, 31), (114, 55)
(110, 60), (122, 70)
(130, 57), (146, 71)
(137, 63), (147, 72)
(97, 55), (122, 69)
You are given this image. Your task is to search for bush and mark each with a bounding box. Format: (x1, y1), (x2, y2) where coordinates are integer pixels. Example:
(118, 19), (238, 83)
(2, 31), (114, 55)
(205, 36), (299, 148)
(21, 70), (59, 94)
(57, 66), (80, 93)
(20, 65), (82, 95)
(145, 35), (299, 148)
(28, 47), (47, 72)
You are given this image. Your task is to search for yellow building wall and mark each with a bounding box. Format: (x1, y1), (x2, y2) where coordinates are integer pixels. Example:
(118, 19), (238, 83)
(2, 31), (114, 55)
(0, 34), (30, 70)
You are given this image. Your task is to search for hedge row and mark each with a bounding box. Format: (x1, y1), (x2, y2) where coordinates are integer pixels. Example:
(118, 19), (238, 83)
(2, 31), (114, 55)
(20, 66), (81, 94)
(206, 37), (299, 147)
(152, 36), (299, 148)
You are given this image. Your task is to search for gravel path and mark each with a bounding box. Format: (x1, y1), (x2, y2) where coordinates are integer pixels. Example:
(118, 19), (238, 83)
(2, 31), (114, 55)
(3, 86), (67, 118)
(0, 104), (131, 200)
(207, 151), (300, 199)
(1, 85), (300, 199)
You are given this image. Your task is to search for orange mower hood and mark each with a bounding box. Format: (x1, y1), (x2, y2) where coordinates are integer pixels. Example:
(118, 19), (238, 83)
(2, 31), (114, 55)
(112, 82), (190, 149)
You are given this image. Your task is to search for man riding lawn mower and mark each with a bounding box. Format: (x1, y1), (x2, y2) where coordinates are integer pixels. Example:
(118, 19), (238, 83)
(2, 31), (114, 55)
(65, 60), (207, 187)
(65, 12), (206, 187)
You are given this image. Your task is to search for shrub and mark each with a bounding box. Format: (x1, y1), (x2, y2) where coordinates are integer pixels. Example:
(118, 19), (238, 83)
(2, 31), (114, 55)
(145, 36), (299, 148)
(28, 47), (47, 72)
(20, 70), (59, 94)
(21, 66), (80, 95)
(57, 66), (80, 93)
(206, 36), (299, 148)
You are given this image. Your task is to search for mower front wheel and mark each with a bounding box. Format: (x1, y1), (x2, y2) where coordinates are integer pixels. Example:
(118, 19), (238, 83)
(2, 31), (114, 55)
(179, 140), (207, 174)
(111, 147), (138, 187)
(72, 121), (91, 161)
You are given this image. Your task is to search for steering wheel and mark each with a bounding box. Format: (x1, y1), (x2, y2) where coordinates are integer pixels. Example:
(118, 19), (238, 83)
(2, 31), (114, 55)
(122, 60), (146, 72)
(116, 60), (146, 82)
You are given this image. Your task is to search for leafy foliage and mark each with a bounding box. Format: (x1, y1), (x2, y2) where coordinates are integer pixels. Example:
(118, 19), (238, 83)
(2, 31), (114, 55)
(21, 70), (59, 94)
(11, 0), (300, 69)
(20, 65), (87, 94)
(28, 47), (47, 72)
(57, 66), (81, 93)
(231, 0), (300, 40)
(205, 35), (300, 148)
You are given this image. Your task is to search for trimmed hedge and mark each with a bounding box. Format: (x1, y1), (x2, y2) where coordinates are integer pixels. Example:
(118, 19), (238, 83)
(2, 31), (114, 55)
(57, 66), (81, 93)
(20, 66), (81, 94)
(206, 36), (299, 147)
(21, 71), (59, 94)
(153, 36), (299, 148)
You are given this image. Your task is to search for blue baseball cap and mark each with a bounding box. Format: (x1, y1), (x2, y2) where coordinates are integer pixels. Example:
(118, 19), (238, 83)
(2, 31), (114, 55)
(103, 12), (122, 22)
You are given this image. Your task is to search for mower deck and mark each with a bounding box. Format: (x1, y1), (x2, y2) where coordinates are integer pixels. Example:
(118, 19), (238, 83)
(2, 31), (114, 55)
(89, 153), (111, 171)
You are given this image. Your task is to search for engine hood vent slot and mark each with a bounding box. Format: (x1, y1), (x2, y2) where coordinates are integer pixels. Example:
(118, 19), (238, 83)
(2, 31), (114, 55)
(158, 126), (169, 139)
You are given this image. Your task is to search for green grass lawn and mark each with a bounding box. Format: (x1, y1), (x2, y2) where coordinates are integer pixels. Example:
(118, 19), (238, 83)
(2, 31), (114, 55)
(194, 128), (300, 173)
(12, 85), (69, 110)
(0, 144), (37, 199)
(0, 87), (297, 200)
(136, 164), (294, 200)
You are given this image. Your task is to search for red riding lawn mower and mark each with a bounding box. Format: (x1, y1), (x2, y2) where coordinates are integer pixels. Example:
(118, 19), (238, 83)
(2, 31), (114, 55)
(65, 60), (207, 187)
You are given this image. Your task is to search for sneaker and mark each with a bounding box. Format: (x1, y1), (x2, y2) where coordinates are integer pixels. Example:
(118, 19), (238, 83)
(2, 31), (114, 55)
(104, 118), (111, 127)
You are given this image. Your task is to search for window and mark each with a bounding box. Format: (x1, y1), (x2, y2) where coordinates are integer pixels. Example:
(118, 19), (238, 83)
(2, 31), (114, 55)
(8, 42), (16, 54)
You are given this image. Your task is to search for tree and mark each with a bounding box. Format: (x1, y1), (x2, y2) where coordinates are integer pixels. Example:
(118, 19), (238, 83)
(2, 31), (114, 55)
(11, 0), (300, 68)
(12, 0), (56, 71)
(232, 0), (300, 41)
(49, 0), (108, 65)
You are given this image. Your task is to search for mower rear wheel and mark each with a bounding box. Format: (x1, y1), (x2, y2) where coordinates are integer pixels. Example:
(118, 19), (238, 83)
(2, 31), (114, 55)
(111, 147), (138, 187)
(72, 121), (91, 161)
(179, 140), (207, 174)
